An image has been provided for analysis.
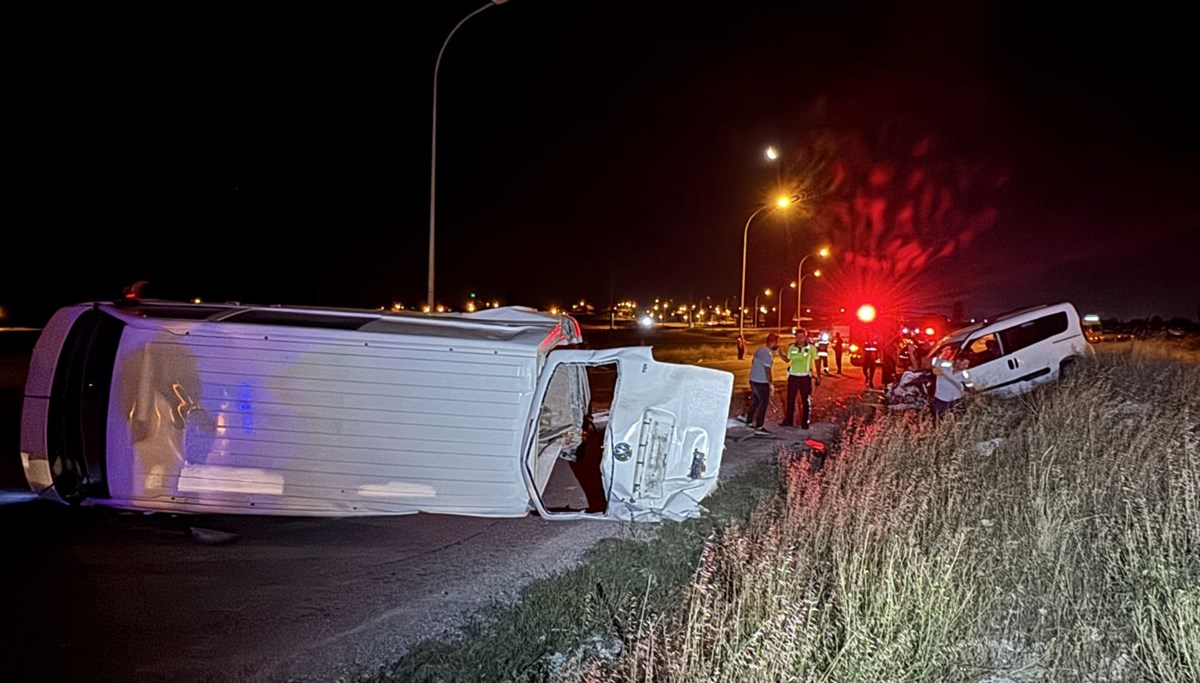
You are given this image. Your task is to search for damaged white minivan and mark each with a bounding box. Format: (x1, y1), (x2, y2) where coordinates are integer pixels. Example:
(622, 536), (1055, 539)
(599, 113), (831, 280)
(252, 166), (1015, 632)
(19, 299), (733, 522)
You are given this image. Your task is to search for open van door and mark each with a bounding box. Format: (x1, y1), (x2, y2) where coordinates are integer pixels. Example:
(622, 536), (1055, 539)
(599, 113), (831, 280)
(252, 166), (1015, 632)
(523, 347), (733, 522)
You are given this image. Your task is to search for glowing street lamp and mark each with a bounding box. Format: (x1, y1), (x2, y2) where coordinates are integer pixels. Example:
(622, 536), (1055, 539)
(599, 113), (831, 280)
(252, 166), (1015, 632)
(795, 247), (830, 327)
(428, 0), (509, 312)
(740, 195), (797, 342)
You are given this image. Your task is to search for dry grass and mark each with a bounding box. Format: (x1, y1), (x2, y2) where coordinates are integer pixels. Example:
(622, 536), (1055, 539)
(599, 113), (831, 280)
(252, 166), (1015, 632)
(566, 342), (1200, 682)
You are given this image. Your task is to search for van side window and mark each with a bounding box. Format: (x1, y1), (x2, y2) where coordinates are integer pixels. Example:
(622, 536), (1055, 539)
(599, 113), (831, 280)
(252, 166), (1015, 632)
(997, 312), (1068, 354)
(965, 333), (1002, 364)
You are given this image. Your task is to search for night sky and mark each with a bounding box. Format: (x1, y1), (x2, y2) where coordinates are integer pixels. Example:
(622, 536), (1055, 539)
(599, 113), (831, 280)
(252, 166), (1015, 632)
(8, 0), (1198, 326)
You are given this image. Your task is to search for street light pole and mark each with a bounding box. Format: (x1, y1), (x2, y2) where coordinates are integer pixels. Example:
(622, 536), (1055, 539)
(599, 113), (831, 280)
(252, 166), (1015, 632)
(778, 283), (794, 329)
(794, 247), (829, 328)
(753, 289), (771, 329)
(740, 196), (795, 344)
(428, 0), (508, 312)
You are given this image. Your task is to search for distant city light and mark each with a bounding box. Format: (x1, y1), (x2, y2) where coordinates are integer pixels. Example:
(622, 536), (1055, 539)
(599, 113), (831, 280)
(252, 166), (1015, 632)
(640, 316), (653, 328)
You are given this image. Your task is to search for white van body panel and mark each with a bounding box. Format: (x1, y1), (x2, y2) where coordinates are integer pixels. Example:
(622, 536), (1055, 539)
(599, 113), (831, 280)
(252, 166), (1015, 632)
(20, 301), (734, 521)
(934, 302), (1094, 398)
(524, 348), (733, 522)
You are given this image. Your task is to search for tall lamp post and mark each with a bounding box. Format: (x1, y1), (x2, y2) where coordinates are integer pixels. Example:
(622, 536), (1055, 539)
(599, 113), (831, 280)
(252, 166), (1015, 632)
(428, 0), (508, 312)
(795, 247), (830, 328)
(795, 269), (823, 328)
(779, 281), (797, 328)
(740, 195), (796, 343)
(753, 288), (772, 328)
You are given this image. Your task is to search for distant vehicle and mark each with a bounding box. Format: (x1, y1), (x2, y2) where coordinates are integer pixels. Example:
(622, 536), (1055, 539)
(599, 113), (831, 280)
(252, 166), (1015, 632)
(19, 299), (733, 522)
(928, 302), (1094, 398)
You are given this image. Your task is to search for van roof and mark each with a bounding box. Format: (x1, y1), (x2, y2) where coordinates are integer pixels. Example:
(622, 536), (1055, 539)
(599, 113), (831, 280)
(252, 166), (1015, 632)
(936, 302), (1079, 347)
(93, 299), (584, 352)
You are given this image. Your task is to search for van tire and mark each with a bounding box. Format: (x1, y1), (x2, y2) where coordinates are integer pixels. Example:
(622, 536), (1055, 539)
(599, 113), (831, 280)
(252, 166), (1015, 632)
(1059, 357), (1077, 382)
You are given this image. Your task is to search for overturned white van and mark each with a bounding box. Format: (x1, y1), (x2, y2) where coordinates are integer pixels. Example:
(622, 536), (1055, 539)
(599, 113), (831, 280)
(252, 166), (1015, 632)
(20, 300), (733, 522)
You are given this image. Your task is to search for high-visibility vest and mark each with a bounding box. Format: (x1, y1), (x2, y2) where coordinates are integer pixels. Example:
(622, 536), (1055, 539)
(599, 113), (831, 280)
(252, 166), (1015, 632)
(786, 344), (818, 374)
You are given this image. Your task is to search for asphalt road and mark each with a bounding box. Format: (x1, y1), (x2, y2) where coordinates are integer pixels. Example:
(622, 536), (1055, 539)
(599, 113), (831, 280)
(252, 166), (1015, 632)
(0, 325), (865, 682)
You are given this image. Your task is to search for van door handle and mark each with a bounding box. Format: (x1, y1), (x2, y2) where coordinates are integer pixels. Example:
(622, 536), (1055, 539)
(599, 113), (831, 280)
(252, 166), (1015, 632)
(1007, 358), (1018, 370)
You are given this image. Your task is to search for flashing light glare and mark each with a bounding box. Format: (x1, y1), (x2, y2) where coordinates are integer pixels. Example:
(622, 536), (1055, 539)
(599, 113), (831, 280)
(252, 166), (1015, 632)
(765, 146), (778, 161)
(925, 327), (936, 336)
(640, 316), (653, 327)
(820, 332), (830, 341)
(849, 344), (860, 353)
(856, 304), (877, 323)
(775, 195), (791, 208)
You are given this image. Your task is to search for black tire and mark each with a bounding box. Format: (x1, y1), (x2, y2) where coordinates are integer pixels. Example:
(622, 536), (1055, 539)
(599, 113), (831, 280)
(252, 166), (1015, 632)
(1060, 358), (1077, 382)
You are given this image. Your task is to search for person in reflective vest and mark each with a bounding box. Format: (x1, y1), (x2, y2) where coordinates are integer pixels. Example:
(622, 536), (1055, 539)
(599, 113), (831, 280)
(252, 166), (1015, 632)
(777, 330), (818, 429)
(816, 331), (831, 377)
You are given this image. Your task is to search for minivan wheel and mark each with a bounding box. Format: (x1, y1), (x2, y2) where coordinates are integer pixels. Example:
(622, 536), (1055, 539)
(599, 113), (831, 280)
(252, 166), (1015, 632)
(1060, 358), (1077, 381)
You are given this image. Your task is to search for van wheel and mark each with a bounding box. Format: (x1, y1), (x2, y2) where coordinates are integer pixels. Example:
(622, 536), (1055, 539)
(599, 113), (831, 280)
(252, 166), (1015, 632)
(1060, 358), (1077, 381)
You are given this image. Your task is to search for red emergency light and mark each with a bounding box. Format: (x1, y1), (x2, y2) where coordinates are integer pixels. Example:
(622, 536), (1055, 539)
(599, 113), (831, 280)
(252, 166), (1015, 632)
(856, 304), (877, 323)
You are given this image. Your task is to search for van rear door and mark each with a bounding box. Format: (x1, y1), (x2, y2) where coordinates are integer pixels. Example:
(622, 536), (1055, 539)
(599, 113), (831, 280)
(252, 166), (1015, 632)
(524, 347), (733, 522)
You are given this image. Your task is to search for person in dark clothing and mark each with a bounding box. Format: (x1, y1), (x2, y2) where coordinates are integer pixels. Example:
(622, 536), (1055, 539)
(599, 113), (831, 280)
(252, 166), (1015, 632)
(832, 332), (845, 374)
(881, 337), (899, 390)
(862, 338), (879, 389)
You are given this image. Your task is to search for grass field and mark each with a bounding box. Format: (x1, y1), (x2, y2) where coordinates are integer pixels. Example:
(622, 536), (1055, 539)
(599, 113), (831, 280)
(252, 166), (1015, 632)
(580, 338), (1200, 682)
(364, 336), (1198, 683)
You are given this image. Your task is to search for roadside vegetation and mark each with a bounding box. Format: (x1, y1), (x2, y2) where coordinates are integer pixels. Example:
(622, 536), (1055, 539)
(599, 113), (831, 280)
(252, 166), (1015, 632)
(367, 338), (1199, 683)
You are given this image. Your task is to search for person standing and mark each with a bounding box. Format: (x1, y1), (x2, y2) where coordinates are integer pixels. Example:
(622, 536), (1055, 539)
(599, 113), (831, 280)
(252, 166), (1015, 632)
(778, 330), (818, 429)
(862, 337), (879, 389)
(741, 332), (779, 434)
(832, 332), (845, 374)
(881, 336), (899, 390)
(815, 332), (831, 377)
(932, 346), (971, 422)
(737, 336), (747, 361)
